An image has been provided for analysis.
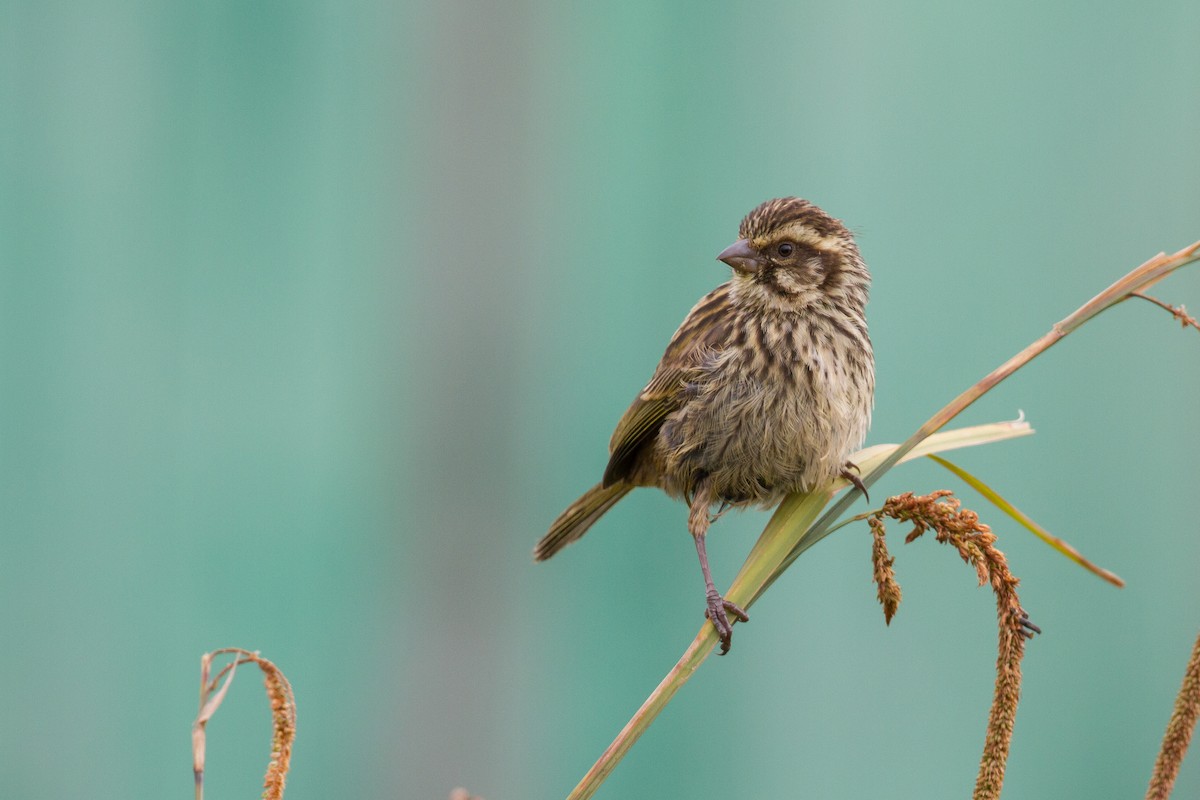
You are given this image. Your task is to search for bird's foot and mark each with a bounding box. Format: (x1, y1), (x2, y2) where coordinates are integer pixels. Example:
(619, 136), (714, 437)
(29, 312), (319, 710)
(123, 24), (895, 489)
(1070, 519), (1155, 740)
(705, 590), (749, 655)
(708, 500), (733, 525)
(840, 462), (869, 502)
(1018, 609), (1041, 639)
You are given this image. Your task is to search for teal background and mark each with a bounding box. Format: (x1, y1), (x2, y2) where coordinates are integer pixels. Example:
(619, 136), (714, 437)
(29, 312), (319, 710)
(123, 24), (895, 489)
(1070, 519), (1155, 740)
(3, 2), (1199, 798)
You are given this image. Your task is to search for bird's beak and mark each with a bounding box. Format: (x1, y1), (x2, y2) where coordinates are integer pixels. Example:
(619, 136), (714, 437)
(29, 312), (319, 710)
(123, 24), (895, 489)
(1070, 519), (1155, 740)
(717, 238), (762, 274)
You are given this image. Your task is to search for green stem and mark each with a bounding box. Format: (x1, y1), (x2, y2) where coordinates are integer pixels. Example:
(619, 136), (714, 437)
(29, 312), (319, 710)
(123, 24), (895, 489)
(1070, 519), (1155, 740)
(565, 633), (716, 800)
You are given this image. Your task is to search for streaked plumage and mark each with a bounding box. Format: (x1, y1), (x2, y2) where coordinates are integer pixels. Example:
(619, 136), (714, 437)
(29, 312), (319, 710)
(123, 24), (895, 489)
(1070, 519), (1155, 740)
(536, 197), (874, 652)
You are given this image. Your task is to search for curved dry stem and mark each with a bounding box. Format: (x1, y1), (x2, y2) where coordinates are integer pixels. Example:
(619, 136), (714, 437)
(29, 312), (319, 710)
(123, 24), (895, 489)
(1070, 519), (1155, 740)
(192, 649), (297, 800)
(1133, 291), (1200, 332)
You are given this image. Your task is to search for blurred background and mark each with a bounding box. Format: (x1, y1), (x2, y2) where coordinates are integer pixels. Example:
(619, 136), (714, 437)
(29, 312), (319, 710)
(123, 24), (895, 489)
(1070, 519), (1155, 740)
(2, 2), (1198, 798)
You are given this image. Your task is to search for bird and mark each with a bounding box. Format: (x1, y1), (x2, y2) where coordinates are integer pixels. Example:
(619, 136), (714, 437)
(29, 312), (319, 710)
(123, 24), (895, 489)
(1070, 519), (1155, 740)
(535, 197), (875, 654)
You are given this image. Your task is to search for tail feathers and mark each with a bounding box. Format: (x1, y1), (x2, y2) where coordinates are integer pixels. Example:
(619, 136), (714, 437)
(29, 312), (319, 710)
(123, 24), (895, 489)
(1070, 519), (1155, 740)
(535, 482), (631, 561)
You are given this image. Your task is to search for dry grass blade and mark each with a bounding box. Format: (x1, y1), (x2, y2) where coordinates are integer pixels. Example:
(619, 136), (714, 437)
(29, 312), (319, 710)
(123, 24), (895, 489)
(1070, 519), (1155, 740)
(1146, 627), (1200, 799)
(194, 652), (241, 800)
(927, 453), (1124, 587)
(192, 649), (297, 800)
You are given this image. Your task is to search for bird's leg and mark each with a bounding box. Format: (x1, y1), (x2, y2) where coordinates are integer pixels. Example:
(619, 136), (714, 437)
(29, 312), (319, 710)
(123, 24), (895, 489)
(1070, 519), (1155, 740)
(840, 461), (869, 502)
(689, 479), (749, 655)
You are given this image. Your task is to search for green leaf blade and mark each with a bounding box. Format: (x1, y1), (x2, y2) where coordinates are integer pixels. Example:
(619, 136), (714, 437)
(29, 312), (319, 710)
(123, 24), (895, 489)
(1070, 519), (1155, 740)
(927, 453), (1124, 587)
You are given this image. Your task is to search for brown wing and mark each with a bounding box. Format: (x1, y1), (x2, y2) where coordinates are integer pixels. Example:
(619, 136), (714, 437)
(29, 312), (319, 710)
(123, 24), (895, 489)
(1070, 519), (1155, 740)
(601, 283), (735, 487)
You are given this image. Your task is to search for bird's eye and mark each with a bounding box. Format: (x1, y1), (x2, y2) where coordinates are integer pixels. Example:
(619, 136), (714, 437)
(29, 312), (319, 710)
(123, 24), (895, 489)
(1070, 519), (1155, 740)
(777, 242), (795, 258)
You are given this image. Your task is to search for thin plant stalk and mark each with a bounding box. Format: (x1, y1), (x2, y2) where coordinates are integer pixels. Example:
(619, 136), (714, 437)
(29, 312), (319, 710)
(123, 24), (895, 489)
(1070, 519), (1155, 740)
(565, 240), (1200, 800)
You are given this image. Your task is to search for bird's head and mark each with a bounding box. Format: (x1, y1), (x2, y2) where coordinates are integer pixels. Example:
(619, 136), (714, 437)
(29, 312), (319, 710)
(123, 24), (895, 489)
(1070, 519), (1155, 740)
(718, 197), (869, 313)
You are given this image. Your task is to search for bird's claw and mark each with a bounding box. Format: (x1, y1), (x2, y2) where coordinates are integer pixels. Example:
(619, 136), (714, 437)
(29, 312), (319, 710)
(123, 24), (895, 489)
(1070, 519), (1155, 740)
(1018, 609), (1041, 639)
(841, 462), (869, 502)
(704, 591), (749, 655)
